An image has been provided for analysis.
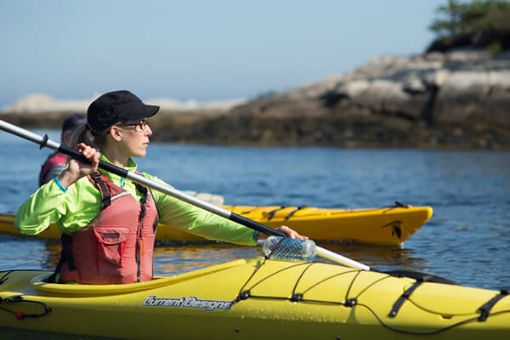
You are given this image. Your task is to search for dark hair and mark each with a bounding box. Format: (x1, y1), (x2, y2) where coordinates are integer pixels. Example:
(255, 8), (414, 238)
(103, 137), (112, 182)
(62, 114), (86, 133)
(69, 124), (108, 150)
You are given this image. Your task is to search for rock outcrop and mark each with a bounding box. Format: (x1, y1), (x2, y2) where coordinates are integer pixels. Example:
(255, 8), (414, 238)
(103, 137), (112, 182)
(155, 50), (510, 149)
(2, 51), (509, 148)
(1, 94), (244, 115)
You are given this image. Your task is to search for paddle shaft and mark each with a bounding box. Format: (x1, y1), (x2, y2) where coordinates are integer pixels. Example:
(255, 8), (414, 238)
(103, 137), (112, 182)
(0, 119), (370, 270)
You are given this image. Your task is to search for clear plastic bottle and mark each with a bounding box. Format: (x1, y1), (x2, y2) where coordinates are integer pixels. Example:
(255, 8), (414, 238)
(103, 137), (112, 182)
(262, 236), (317, 261)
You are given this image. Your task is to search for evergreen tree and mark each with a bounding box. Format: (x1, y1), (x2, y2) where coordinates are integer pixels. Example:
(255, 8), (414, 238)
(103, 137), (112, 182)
(427, 0), (510, 52)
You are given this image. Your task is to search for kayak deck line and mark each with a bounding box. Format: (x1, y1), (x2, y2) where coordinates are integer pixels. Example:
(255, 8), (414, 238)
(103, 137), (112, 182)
(0, 257), (509, 339)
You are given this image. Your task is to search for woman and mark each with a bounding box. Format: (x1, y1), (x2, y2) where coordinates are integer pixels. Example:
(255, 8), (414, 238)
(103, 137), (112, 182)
(15, 90), (305, 285)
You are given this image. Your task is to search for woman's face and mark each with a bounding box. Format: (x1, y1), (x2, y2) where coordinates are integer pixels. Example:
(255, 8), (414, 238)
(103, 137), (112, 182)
(111, 119), (153, 158)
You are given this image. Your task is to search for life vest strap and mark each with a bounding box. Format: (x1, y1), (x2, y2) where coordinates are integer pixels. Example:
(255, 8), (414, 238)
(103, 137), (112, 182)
(90, 172), (111, 208)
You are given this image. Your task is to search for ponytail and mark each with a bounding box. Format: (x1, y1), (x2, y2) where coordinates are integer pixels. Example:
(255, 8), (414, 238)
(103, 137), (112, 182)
(69, 124), (108, 150)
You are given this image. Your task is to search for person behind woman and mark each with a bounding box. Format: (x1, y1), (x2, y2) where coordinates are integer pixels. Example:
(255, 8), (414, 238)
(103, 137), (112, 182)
(38, 113), (86, 186)
(15, 90), (306, 284)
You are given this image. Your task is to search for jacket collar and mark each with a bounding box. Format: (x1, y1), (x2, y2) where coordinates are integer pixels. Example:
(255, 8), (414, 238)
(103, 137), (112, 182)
(98, 154), (138, 187)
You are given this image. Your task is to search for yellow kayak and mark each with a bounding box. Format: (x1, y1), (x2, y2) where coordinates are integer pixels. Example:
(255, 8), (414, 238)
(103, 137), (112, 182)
(0, 204), (432, 246)
(0, 257), (508, 339)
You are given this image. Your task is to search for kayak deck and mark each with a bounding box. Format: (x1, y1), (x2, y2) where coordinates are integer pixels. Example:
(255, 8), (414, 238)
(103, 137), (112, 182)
(0, 257), (508, 339)
(0, 204), (432, 246)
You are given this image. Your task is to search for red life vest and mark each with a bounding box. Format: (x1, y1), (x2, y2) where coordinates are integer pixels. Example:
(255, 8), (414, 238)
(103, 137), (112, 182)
(57, 172), (159, 284)
(39, 152), (68, 186)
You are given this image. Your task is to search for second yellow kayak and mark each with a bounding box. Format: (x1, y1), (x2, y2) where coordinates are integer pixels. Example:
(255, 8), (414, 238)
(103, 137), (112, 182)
(0, 204), (431, 246)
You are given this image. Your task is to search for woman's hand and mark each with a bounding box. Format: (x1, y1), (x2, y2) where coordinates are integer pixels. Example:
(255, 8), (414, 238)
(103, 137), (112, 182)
(57, 143), (100, 189)
(277, 225), (309, 240)
(257, 225), (309, 240)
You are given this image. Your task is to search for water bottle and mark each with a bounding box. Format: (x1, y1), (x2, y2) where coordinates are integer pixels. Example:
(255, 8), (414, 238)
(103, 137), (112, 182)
(262, 236), (317, 261)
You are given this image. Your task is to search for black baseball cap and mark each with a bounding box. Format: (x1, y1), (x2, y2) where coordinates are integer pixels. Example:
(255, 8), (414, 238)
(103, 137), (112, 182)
(87, 90), (160, 133)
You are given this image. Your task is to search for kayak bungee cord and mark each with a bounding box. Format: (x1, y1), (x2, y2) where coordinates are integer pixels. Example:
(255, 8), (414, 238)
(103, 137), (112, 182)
(0, 295), (52, 320)
(0, 271), (53, 320)
(0, 270), (12, 285)
(233, 259), (510, 336)
(0, 119), (369, 270)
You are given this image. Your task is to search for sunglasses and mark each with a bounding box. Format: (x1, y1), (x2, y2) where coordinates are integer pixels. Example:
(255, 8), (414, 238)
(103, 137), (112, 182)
(116, 119), (149, 132)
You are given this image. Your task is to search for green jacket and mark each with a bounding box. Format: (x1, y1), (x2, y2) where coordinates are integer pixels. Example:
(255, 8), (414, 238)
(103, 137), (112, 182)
(15, 155), (257, 246)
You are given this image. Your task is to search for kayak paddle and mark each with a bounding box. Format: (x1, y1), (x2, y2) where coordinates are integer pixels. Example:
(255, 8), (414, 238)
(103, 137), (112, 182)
(0, 119), (370, 270)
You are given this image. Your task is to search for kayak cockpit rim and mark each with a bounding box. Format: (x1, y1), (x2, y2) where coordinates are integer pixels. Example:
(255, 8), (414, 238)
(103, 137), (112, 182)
(30, 258), (249, 296)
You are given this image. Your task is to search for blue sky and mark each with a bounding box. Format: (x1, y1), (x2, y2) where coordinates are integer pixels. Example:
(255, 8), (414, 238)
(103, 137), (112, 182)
(0, 0), (445, 107)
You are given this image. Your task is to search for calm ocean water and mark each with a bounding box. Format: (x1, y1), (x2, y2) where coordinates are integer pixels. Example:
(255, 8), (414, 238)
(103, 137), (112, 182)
(0, 129), (509, 290)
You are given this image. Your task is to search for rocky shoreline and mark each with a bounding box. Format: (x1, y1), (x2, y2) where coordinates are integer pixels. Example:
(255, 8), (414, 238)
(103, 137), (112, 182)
(150, 51), (509, 149)
(2, 50), (509, 149)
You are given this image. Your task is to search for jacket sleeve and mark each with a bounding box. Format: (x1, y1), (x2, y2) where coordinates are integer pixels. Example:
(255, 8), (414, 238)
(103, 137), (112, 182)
(146, 174), (257, 246)
(15, 180), (70, 235)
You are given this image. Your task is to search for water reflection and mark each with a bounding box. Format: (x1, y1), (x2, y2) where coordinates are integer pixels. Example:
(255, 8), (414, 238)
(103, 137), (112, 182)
(151, 242), (430, 276)
(153, 244), (259, 275)
(1, 236), (429, 280)
(319, 242), (429, 273)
